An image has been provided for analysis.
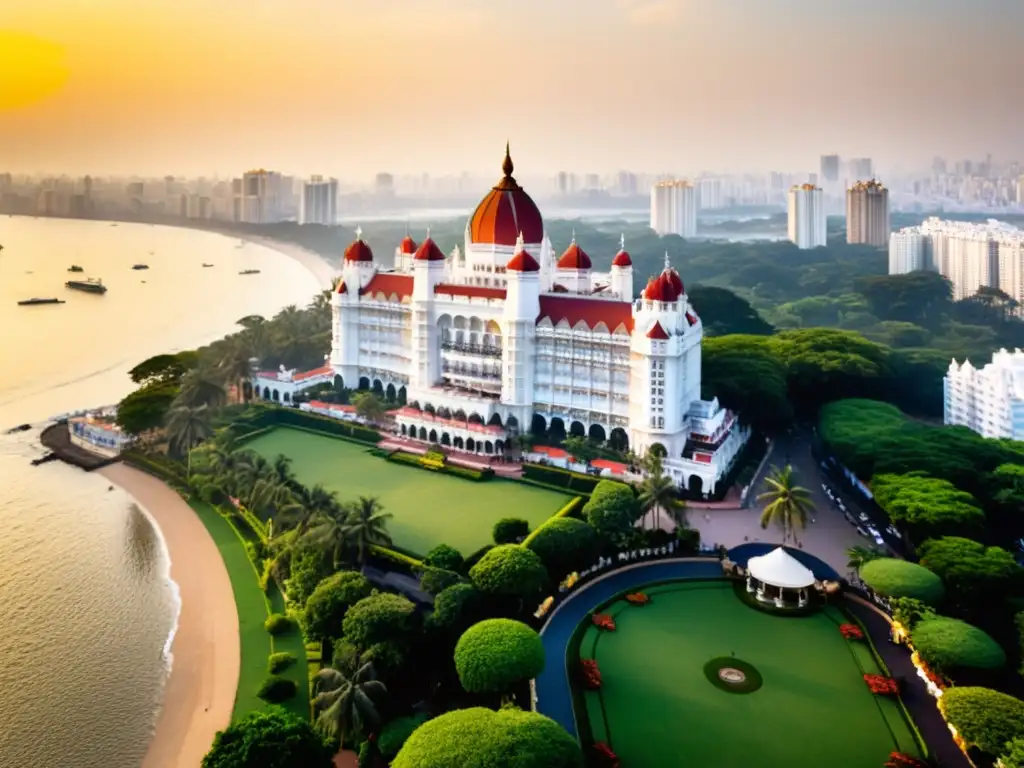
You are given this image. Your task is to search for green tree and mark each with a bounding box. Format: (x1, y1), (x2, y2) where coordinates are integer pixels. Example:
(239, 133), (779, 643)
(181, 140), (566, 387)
(285, 482), (339, 535)
(940, 687), (1024, 757)
(419, 567), (462, 596)
(469, 544), (549, 604)
(165, 404), (213, 477)
(911, 617), (1006, 673)
(300, 501), (354, 567)
(283, 549), (332, 607)
(312, 661), (387, 743)
(858, 558), (945, 605)
(562, 436), (598, 468)
(424, 543), (464, 573)
(756, 465), (813, 544)
(872, 474), (985, 542)
(853, 271), (953, 326)
(202, 709), (333, 768)
(638, 458), (686, 529)
(378, 714), (429, 761)
(175, 368), (227, 409)
(890, 597), (937, 631)
(493, 518), (531, 545)
(686, 285), (773, 336)
(342, 593), (417, 649)
(303, 571), (373, 642)
(917, 536), (1021, 616)
(352, 391), (387, 424)
(392, 707), (583, 768)
(343, 496), (393, 566)
(116, 380), (179, 435)
(846, 545), (885, 570)
(219, 340), (255, 403)
(454, 618), (545, 696)
(701, 336), (793, 433)
(428, 583), (483, 635)
(1000, 738), (1024, 767)
(525, 518), (600, 582)
(129, 351), (198, 386)
(582, 480), (639, 541)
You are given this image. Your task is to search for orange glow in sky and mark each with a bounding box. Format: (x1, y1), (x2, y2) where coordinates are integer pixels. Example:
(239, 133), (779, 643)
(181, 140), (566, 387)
(0, 31), (68, 110)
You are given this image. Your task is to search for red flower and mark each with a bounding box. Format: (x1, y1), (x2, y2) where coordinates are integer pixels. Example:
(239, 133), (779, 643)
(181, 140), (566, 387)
(592, 613), (616, 631)
(884, 751), (927, 768)
(840, 623), (864, 640)
(592, 742), (621, 768)
(863, 674), (899, 696)
(626, 592), (650, 606)
(580, 659), (603, 690)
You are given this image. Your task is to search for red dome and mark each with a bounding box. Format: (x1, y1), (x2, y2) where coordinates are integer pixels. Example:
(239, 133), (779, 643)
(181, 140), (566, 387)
(644, 276), (665, 301)
(468, 144), (544, 246)
(344, 238), (373, 263)
(507, 248), (540, 272)
(612, 249), (632, 267)
(413, 237), (446, 262)
(400, 236), (417, 254)
(665, 268), (684, 295)
(557, 242), (592, 269)
(646, 321), (670, 340)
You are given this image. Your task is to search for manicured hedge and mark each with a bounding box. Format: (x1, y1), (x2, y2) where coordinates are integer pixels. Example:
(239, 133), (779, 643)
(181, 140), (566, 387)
(386, 451), (494, 481)
(370, 545), (425, 571)
(233, 404), (381, 445)
(257, 675), (297, 703)
(521, 497), (585, 546)
(121, 450), (186, 485)
(911, 618), (1006, 672)
(859, 558), (945, 605)
(939, 687), (1024, 756)
(378, 713), (430, 759)
(454, 618), (545, 693)
(523, 463), (600, 494)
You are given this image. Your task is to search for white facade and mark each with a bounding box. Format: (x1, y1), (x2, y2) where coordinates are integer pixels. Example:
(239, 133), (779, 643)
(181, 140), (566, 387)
(997, 235), (1024, 315)
(330, 150), (747, 494)
(698, 178), (723, 210)
(787, 184), (827, 249)
(300, 176), (338, 226)
(945, 349), (1024, 440)
(68, 415), (131, 458)
(251, 365), (333, 403)
(650, 181), (697, 238)
(888, 229), (926, 274)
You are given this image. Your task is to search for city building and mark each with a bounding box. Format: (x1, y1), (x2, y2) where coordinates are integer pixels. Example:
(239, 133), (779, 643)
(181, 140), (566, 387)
(375, 173), (395, 196)
(820, 154), (840, 183)
(233, 169), (288, 224)
(650, 180), (697, 238)
(68, 413), (132, 458)
(787, 184), (827, 249)
(251, 364), (334, 403)
(846, 179), (890, 246)
(944, 348), (1024, 440)
(997, 234), (1024, 314)
(322, 146), (747, 494)
(849, 158), (873, 180)
(300, 175), (338, 226)
(698, 178), (723, 210)
(888, 228), (927, 274)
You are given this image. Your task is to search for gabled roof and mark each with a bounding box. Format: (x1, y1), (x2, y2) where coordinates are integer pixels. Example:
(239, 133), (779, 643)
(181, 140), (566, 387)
(646, 321), (669, 340)
(360, 272), (413, 301)
(537, 295), (634, 333)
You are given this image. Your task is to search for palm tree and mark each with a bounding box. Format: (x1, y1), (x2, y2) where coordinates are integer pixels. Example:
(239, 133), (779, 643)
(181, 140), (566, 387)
(175, 369), (227, 409)
(165, 405), (213, 478)
(344, 496), (393, 566)
(352, 391), (387, 425)
(284, 482), (340, 535)
(638, 461), (686, 530)
(218, 340), (254, 403)
(756, 465), (814, 544)
(271, 454), (298, 491)
(312, 661), (386, 743)
(846, 545), (885, 570)
(301, 502), (355, 567)
(194, 432), (242, 494)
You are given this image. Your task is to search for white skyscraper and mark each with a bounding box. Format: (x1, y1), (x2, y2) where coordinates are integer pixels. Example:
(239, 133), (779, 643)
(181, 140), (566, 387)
(888, 229), (926, 274)
(300, 176), (338, 226)
(945, 349), (1024, 440)
(787, 184), (826, 249)
(698, 178), (723, 210)
(997, 234), (1024, 314)
(650, 181), (697, 237)
(233, 169), (288, 224)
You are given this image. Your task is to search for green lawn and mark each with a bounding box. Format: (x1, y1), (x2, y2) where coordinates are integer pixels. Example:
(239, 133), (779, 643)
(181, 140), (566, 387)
(189, 501), (308, 722)
(577, 581), (920, 768)
(244, 427), (571, 555)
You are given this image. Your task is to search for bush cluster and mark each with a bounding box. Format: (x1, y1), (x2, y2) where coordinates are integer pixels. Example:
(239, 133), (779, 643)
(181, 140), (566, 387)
(264, 613), (294, 635)
(522, 463), (600, 493)
(454, 619), (545, 693)
(267, 652), (296, 674)
(257, 675), (297, 703)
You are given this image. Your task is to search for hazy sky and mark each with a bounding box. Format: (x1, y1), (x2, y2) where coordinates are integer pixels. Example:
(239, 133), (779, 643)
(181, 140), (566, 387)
(1, 0), (1022, 179)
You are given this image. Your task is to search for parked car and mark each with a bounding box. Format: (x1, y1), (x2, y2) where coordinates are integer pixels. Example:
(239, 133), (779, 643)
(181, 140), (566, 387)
(886, 525), (900, 538)
(858, 512), (870, 524)
(857, 526), (871, 538)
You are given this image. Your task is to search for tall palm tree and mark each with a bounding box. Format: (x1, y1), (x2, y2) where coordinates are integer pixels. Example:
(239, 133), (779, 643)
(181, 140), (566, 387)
(301, 502), (355, 567)
(638, 461), (686, 530)
(271, 454), (298, 491)
(175, 369), (227, 409)
(165, 405), (213, 478)
(194, 432), (241, 494)
(312, 661), (386, 743)
(284, 482), (340, 535)
(219, 340), (254, 403)
(756, 465), (814, 544)
(344, 496), (393, 566)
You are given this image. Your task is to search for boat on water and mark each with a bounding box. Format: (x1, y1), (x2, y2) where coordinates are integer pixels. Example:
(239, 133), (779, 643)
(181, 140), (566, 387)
(202, 263), (214, 267)
(67, 265), (84, 272)
(65, 278), (107, 294)
(132, 264), (149, 270)
(18, 298), (65, 306)
(239, 269), (261, 275)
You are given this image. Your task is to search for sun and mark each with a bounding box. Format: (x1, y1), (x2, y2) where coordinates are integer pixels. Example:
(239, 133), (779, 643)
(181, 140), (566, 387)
(0, 31), (69, 110)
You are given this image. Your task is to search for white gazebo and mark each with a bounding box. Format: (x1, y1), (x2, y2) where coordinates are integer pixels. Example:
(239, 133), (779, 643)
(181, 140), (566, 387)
(745, 547), (816, 609)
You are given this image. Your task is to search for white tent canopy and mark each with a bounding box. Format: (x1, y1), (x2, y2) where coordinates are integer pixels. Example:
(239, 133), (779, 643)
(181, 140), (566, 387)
(746, 547), (815, 589)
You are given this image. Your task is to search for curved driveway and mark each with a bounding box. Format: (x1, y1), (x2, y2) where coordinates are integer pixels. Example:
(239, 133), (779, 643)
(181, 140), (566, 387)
(534, 559), (722, 738)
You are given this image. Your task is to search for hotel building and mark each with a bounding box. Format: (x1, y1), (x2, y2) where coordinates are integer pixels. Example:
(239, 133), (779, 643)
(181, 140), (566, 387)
(787, 184), (827, 249)
(945, 348), (1024, 440)
(650, 181), (697, 238)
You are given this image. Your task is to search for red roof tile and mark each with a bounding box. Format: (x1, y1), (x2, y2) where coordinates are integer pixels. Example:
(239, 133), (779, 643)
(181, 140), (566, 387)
(414, 237), (446, 261)
(612, 249), (632, 267)
(336, 281), (347, 294)
(537, 295), (634, 333)
(686, 311), (698, 326)
(646, 321), (669, 340)
(308, 400), (356, 413)
(344, 239), (373, 262)
(294, 365), (333, 381)
(435, 283), (507, 300)
(592, 458), (628, 474)
(400, 236), (417, 254)
(507, 249), (540, 272)
(557, 243), (592, 269)
(361, 272), (413, 300)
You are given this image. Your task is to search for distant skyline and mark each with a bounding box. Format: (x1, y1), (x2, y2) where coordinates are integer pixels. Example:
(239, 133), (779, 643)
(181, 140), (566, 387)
(1, 0), (1022, 178)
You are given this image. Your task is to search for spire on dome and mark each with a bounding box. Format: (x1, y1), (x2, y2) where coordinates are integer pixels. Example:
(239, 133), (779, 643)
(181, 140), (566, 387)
(515, 231), (525, 251)
(355, 225), (363, 241)
(664, 250), (670, 270)
(426, 225), (431, 238)
(620, 233), (626, 251)
(502, 141), (514, 177)
(571, 228), (576, 244)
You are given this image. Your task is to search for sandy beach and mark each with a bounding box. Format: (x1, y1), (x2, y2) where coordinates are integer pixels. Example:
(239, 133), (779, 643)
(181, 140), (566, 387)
(100, 463), (240, 768)
(241, 233), (338, 290)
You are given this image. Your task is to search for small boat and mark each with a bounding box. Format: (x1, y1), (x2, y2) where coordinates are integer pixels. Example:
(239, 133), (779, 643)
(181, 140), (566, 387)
(201, 263), (214, 268)
(148, 250), (154, 255)
(239, 269), (261, 275)
(18, 298), (65, 306)
(68, 265), (84, 272)
(66, 278), (107, 294)
(5, 424), (31, 434)
(132, 264), (149, 270)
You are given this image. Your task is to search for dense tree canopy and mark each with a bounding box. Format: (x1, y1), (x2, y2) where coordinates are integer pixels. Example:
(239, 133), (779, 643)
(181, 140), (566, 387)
(939, 687), (1024, 756)
(303, 570), (373, 642)
(701, 337), (793, 433)
(341, 593), (417, 649)
(128, 351), (199, 386)
(469, 545), (549, 601)
(202, 709), (333, 768)
(872, 474), (985, 541)
(917, 537), (1021, 615)
(454, 619), (545, 693)
(582, 481), (639, 541)
(115, 380), (180, 435)
(428, 583), (484, 635)
(525, 518), (600, 582)
(686, 286), (773, 337)
(852, 271), (953, 327)
(424, 543), (464, 573)
(378, 713), (430, 760)
(391, 707), (584, 768)
(859, 558), (946, 605)
(910, 618), (1007, 672)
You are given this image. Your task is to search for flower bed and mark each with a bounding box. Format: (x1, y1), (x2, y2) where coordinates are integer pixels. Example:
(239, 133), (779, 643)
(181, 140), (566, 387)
(626, 592), (651, 606)
(592, 742), (621, 768)
(592, 613), (616, 632)
(863, 674), (899, 696)
(884, 752), (928, 768)
(839, 623), (864, 640)
(580, 659), (602, 690)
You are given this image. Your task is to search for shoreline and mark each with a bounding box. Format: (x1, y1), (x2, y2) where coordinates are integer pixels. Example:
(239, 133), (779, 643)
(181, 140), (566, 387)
(239, 232), (337, 290)
(100, 463), (240, 768)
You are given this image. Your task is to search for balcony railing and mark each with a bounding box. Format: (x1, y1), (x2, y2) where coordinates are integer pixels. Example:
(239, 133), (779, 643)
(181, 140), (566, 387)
(441, 341), (502, 359)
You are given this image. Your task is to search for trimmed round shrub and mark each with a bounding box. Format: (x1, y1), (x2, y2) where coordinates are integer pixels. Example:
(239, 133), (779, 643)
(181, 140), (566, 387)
(303, 570), (373, 641)
(526, 518), (600, 580)
(419, 566), (462, 596)
(342, 592), (417, 648)
(391, 707), (583, 768)
(264, 613), (294, 635)
(493, 517), (531, 544)
(859, 558), (945, 605)
(267, 651), (296, 674)
(257, 675), (297, 703)
(940, 686), (1024, 756)
(378, 713), (430, 759)
(454, 618), (545, 693)
(469, 544), (548, 599)
(424, 543), (464, 573)
(911, 617), (1006, 671)
(582, 481), (638, 540)
(428, 583), (483, 633)
(202, 709), (333, 768)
